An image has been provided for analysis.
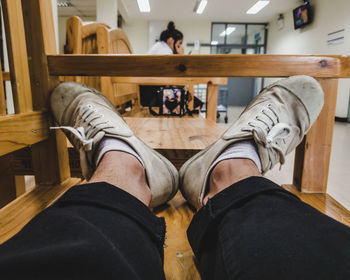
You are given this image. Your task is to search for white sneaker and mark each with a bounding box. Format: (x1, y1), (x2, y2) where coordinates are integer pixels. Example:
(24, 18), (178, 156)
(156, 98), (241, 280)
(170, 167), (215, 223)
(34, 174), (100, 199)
(179, 75), (324, 210)
(50, 82), (179, 207)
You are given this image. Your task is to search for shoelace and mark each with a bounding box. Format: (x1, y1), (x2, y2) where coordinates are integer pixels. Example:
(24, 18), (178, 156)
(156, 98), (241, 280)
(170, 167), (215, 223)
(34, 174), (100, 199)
(50, 104), (114, 178)
(242, 104), (298, 169)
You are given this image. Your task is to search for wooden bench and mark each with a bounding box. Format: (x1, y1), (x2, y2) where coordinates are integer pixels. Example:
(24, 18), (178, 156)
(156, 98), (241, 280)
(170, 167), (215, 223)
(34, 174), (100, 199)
(0, 1), (349, 279)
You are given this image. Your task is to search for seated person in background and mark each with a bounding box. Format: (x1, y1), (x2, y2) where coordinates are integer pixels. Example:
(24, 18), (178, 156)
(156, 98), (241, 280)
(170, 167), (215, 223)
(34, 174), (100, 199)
(145, 22), (203, 114)
(148, 21), (184, 55)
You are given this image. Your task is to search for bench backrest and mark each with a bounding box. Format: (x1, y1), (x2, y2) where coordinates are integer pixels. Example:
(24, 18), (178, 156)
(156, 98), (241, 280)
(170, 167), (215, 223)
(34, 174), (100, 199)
(65, 16), (139, 111)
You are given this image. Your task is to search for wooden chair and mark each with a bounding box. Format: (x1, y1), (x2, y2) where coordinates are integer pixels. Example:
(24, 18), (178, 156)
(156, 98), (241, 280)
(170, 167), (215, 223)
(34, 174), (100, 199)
(0, 1), (349, 279)
(66, 16), (228, 119)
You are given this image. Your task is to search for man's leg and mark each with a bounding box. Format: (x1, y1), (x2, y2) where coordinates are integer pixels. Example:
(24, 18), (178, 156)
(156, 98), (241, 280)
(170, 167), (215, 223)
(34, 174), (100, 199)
(0, 151), (166, 279)
(180, 76), (350, 279)
(188, 159), (350, 280)
(0, 82), (180, 279)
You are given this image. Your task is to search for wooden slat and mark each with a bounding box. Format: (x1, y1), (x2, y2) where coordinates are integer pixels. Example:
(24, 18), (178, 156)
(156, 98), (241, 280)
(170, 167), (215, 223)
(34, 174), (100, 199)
(206, 82), (218, 122)
(96, 25), (115, 103)
(188, 84), (194, 111)
(22, 0), (70, 185)
(125, 117), (225, 150)
(9, 117), (225, 174)
(0, 178), (80, 244)
(111, 77), (228, 85)
(15, 175), (26, 197)
(293, 78), (338, 193)
(0, 111), (49, 156)
(1, 0), (33, 113)
(0, 60), (6, 115)
(2, 72), (10, 81)
(47, 54), (346, 78)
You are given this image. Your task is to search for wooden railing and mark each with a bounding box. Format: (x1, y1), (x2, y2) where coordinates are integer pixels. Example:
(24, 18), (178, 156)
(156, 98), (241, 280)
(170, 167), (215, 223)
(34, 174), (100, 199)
(45, 53), (345, 194)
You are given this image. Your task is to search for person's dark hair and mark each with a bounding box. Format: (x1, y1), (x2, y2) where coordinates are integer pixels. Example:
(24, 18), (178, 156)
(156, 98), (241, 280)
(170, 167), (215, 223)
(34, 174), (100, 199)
(160, 21), (183, 43)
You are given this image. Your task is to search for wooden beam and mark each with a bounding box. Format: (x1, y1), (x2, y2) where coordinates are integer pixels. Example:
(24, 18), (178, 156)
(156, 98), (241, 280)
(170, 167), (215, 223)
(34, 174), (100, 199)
(22, 0), (70, 185)
(293, 78), (338, 193)
(111, 77), (228, 85)
(1, 0), (33, 113)
(47, 54), (346, 78)
(0, 111), (49, 156)
(0, 178), (80, 244)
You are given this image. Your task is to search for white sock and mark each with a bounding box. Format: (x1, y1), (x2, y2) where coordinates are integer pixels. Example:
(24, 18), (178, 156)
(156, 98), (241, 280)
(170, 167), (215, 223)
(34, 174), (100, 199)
(210, 140), (262, 173)
(94, 137), (145, 167)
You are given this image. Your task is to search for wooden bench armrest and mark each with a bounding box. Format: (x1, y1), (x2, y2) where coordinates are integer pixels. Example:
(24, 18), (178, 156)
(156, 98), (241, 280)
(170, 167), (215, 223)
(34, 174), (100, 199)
(111, 77), (227, 86)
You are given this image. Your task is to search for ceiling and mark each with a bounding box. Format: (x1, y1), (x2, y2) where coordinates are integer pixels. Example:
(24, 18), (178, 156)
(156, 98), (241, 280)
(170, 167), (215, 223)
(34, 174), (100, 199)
(58, 0), (303, 22)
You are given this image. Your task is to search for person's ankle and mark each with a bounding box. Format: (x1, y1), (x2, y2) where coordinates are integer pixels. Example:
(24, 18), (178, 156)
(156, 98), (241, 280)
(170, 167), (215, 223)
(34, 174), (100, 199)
(203, 158), (262, 205)
(89, 151), (151, 206)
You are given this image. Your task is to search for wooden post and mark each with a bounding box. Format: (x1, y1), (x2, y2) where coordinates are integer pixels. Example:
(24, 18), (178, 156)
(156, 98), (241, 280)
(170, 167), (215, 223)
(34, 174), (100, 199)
(206, 82), (218, 122)
(97, 26), (115, 103)
(293, 78), (338, 193)
(188, 84), (194, 111)
(0, 60), (6, 115)
(21, 0), (70, 185)
(1, 0), (33, 114)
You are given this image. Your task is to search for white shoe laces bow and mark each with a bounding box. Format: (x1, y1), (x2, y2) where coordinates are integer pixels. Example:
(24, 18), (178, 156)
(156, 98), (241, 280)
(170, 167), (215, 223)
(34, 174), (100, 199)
(50, 104), (114, 178)
(242, 103), (298, 169)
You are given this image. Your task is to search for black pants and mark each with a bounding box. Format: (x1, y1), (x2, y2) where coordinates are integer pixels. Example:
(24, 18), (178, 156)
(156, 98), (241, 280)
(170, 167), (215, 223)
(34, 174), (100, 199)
(0, 177), (350, 279)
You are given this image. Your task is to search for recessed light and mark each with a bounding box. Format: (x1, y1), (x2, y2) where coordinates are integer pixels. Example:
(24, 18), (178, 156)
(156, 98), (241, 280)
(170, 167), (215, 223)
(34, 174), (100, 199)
(194, 0), (208, 14)
(246, 0), (270, 14)
(211, 41), (218, 45)
(219, 27), (236, 37)
(57, 1), (73, 7)
(137, 0), (150, 13)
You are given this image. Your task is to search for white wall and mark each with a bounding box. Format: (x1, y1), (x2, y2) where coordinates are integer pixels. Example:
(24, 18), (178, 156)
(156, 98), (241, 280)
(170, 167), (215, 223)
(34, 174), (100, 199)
(122, 20), (211, 54)
(96, 0), (118, 29)
(122, 20), (149, 54)
(267, 0), (350, 118)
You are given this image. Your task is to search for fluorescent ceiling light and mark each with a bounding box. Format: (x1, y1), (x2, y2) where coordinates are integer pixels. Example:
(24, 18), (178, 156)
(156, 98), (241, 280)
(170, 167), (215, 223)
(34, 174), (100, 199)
(211, 41), (218, 45)
(57, 1), (73, 7)
(219, 27), (236, 37)
(246, 0), (270, 14)
(194, 0), (208, 14)
(137, 0), (150, 13)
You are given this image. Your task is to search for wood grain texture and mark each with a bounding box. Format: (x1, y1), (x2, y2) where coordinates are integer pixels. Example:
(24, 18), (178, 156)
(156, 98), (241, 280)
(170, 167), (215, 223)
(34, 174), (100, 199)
(293, 79), (338, 193)
(206, 83), (218, 122)
(2, 72), (10, 81)
(22, 0), (70, 184)
(97, 26), (140, 109)
(47, 54), (346, 78)
(0, 111), (49, 156)
(0, 178), (80, 244)
(111, 77), (228, 85)
(188, 84), (194, 111)
(1, 0), (33, 113)
(124, 117), (225, 150)
(96, 26), (115, 103)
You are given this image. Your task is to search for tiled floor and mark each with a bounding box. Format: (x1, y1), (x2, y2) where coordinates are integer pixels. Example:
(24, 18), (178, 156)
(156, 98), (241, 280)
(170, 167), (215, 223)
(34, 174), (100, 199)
(217, 106), (350, 210)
